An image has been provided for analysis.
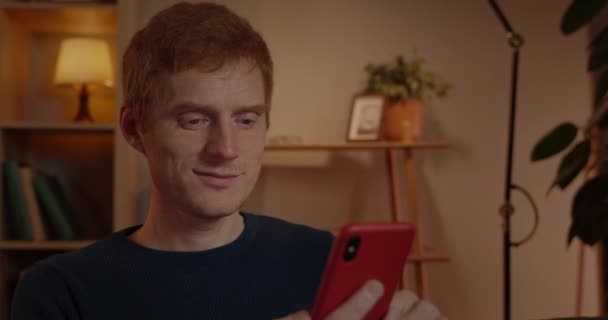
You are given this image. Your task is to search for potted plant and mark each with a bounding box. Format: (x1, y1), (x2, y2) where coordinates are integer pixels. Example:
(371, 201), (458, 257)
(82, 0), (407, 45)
(531, 0), (608, 310)
(531, 0), (608, 248)
(364, 54), (452, 141)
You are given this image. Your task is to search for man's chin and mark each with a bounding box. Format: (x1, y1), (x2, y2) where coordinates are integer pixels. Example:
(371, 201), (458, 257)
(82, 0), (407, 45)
(189, 206), (241, 221)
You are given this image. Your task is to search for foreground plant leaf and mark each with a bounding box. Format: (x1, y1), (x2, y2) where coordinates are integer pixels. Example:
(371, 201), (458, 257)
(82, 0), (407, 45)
(548, 140), (591, 194)
(595, 70), (608, 108)
(531, 123), (578, 161)
(561, 0), (608, 35)
(569, 175), (608, 246)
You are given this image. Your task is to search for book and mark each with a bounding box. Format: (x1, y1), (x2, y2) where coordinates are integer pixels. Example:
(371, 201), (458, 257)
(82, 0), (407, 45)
(46, 176), (82, 239)
(18, 167), (47, 241)
(3, 160), (33, 240)
(32, 175), (76, 240)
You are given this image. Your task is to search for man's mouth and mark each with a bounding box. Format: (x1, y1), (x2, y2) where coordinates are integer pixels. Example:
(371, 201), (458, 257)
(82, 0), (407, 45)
(193, 169), (240, 187)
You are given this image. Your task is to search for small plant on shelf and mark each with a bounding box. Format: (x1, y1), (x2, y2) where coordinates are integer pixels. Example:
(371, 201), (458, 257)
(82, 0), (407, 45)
(364, 53), (452, 141)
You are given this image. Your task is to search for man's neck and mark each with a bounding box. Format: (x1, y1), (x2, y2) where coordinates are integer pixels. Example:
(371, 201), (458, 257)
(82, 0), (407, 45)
(128, 197), (244, 252)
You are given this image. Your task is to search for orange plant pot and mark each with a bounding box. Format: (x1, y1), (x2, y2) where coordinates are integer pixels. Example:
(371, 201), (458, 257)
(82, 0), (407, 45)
(383, 99), (424, 141)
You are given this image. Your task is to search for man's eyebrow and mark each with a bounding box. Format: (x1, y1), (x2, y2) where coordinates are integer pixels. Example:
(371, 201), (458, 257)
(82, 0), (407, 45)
(234, 104), (268, 114)
(170, 102), (214, 114)
(169, 103), (267, 115)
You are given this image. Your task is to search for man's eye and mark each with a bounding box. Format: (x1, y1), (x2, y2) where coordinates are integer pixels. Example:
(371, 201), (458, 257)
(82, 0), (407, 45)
(236, 113), (260, 128)
(178, 114), (210, 128)
(240, 118), (256, 126)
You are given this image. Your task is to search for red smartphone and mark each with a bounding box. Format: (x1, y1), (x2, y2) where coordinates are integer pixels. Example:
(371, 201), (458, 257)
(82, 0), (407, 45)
(311, 223), (415, 320)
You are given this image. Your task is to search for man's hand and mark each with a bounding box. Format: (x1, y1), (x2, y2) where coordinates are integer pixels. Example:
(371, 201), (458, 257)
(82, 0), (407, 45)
(276, 280), (445, 320)
(384, 288), (444, 320)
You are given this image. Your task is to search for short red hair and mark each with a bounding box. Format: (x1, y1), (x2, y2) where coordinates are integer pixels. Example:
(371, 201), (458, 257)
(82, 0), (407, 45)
(122, 2), (273, 124)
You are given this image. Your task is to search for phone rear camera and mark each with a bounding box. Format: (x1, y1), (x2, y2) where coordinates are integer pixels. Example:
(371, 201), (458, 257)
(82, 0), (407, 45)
(343, 236), (360, 261)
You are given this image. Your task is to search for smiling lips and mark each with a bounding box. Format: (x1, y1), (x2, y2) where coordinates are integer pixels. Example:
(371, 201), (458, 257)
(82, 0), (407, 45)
(193, 169), (240, 188)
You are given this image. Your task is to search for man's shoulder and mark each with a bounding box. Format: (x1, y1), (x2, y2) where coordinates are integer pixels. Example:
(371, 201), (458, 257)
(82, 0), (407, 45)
(248, 213), (334, 257)
(12, 229), (135, 319)
(253, 213), (334, 243)
(32, 228), (132, 275)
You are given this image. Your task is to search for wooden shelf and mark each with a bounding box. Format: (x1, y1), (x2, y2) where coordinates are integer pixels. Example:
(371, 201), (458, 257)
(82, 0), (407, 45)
(0, 1), (135, 319)
(264, 142), (449, 151)
(0, 122), (115, 132)
(408, 249), (450, 263)
(0, 240), (94, 251)
(1, 1), (116, 10)
(2, 2), (117, 35)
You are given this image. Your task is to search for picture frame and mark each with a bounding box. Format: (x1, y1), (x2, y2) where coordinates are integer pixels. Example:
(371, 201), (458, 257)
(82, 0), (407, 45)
(346, 93), (386, 141)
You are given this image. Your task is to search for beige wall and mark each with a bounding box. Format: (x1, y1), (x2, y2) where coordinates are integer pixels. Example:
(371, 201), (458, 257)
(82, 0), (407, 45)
(134, 0), (598, 318)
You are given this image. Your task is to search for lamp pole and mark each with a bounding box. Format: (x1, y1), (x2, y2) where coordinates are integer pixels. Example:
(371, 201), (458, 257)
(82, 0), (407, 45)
(488, 1), (524, 319)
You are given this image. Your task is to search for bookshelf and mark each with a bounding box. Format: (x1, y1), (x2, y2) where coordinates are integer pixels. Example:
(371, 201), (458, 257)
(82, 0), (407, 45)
(0, 122), (115, 131)
(0, 1), (139, 319)
(264, 141), (449, 150)
(0, 240), (93, 251)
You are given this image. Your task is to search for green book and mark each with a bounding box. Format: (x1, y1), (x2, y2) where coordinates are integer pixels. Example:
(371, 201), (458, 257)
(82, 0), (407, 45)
(46, 176), (82, 239)
(32, 175), (76, 240)
(3, 160), (33, 240)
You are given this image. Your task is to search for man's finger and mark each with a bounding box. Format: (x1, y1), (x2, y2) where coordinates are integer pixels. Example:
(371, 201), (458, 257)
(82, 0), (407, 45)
(404, 300), (442, 320)
(384, 290), (419, 320)
(326, 280), (384, 320)
(275, 310), (311, 320)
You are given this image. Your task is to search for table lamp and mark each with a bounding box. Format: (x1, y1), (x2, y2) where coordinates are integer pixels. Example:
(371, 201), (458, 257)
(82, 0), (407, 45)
(54, 38), (113, 122)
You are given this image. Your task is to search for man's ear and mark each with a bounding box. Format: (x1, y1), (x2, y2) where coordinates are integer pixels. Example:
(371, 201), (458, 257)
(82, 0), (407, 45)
(119, 106), (146, 155)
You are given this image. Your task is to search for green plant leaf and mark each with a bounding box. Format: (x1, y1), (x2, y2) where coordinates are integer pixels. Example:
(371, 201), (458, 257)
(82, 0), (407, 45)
(588, 27), (608, 71)
(396, 55), (405, 67)
(594, 70), (608, 108)
(549, 140), (591, 194)
(363, 54), (451, 101)
(561, 0), (608, 35)
(568, 175), (608, 246)
(531, 123), (578, 161)
(590, 25), (608, 47)
(588, 44), (608, 71)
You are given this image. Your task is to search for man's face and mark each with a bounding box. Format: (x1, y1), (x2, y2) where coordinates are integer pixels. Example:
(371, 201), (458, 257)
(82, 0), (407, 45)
(140, 61), (267, 220)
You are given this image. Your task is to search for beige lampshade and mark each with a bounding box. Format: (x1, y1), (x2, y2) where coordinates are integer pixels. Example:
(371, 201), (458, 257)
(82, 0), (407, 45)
(54, 38), (113, 87)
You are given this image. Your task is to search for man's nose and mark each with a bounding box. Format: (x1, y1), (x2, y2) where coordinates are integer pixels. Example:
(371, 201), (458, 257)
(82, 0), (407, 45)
(203, 121), (239, 162)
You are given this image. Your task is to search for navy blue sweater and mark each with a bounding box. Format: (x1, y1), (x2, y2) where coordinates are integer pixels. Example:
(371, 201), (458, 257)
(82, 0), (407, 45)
(11, 213), (334, 319)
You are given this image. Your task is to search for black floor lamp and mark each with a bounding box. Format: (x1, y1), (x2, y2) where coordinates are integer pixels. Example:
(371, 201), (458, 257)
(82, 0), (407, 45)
(488, 1), (540, 320)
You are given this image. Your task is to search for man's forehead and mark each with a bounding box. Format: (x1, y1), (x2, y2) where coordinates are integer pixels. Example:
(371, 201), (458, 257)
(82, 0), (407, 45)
(171, 65), (261, 83)
(165, 65), (265, 108)
(193, 58), (260, 78)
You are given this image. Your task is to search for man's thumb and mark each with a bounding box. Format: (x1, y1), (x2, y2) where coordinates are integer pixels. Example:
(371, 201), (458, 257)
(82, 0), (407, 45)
(275, 310), (311, 320)
(326, 280), (384, 319)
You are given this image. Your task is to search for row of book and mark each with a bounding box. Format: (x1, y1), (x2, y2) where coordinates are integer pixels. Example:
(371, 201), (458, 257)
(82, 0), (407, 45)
(2, 160), (81, 241)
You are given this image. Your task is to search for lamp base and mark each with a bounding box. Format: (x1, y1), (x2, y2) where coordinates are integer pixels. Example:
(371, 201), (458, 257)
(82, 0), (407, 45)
(74, 84), (93, 123)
